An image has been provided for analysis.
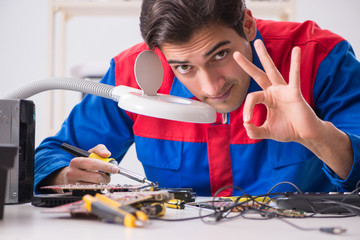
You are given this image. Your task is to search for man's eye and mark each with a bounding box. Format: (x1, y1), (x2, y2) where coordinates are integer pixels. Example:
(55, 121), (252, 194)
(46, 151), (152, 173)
(176, 65), (192, 74)
(214, 50), (228, 60)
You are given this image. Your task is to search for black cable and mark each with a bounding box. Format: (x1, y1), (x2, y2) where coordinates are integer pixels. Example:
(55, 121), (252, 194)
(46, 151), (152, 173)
(152, 181), (358, 235)
(265, 181), (359, 216)
(277, 217), (347, 234)
(265, 181), (323, 214)
(266, 181), (304, 195)
(206, 182), (353, 234)
(309, 199), (360, 216)
(341, 185), (360, 202)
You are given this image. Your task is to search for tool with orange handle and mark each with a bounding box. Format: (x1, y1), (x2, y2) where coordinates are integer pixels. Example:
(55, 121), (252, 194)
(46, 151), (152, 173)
(83, 194), (143, 227)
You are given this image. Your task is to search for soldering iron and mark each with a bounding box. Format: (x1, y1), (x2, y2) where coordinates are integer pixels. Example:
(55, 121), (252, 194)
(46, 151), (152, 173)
(61, 143), (155, 185)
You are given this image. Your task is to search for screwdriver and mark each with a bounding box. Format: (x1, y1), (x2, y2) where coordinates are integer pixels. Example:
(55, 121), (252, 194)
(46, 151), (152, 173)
(83, 194), (143, 227)
(61, 143), (155, 185)
(164, 199), (185, 209)
(95, 193), (149, 223)
(134, 202), (166, 217)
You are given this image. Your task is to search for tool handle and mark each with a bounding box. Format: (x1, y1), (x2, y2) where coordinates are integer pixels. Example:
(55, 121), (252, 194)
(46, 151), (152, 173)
(61, 143), (90, 157)
(88, 153), (118, 165)
(83, 194), (138, 227)
(61, 143), (118, 165)
(95, 193), (148, 222)
(165, 199), (185, 209)
(61, 143), (154, 185)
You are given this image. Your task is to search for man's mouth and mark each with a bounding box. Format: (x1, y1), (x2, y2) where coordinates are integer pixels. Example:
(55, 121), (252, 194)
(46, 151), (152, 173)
(209, 85), (233, 102)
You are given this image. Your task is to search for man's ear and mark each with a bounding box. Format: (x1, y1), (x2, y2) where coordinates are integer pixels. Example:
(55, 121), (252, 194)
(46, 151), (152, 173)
(243, 9), (257, 41)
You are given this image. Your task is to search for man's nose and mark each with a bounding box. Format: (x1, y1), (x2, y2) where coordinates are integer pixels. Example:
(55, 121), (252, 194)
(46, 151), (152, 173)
(199, 70), (225, 96)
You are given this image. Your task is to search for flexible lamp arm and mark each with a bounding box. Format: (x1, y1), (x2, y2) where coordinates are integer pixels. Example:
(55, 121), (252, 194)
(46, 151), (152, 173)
(1, 77), (216, 123)
(2, 77), (118, 101)
(2, 50), (217, 123)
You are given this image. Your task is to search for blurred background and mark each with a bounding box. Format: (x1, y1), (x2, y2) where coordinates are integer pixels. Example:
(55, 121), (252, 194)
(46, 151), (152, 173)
(1, 0), (359, 183)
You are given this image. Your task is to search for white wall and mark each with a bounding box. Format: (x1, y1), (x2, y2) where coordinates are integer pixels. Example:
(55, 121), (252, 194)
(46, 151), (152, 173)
(0, 0), (143, 183)
(0, 0), (48, 126)
(295, 0), (360, 57)
(1, 0), (360, 184)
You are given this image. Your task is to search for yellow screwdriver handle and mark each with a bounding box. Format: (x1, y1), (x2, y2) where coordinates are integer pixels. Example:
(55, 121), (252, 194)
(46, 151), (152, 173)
(88, 153), (117, 165)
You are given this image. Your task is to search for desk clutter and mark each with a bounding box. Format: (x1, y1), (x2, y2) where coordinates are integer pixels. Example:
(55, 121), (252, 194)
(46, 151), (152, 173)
(32, 184), (195, 227)
(29, 182), (360, 234)
(41, 190), (173, 227)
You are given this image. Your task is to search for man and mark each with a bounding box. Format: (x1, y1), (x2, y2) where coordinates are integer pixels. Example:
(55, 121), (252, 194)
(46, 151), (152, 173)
(35, 0), (360, 196)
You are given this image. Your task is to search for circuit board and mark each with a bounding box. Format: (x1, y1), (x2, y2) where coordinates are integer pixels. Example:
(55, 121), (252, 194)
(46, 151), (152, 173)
(42, 190), (173, 215)
(32, 183), (158, 207)
(41, 183), (154, 194)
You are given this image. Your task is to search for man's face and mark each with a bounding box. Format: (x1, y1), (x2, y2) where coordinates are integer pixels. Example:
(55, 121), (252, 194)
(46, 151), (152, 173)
(161, 24), (254, 114)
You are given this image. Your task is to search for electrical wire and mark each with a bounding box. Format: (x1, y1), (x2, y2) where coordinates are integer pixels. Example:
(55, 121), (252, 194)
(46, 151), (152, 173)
(152, 181), (359, 235)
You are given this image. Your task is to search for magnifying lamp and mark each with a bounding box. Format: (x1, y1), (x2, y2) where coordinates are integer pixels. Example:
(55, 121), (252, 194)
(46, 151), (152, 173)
(2, 51), (216, 123)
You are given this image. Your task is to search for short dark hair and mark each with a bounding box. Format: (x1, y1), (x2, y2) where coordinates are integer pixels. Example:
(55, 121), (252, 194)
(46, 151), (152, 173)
(140, 0), (247, 50)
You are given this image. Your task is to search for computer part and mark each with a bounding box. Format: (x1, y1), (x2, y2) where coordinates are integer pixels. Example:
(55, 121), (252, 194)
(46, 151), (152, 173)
(275, 192), (360, 214)
(0, 99), (35, 204)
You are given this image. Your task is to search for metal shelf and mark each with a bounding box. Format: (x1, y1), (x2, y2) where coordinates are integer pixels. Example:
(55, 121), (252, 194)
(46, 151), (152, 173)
(51, 0), (142, 16)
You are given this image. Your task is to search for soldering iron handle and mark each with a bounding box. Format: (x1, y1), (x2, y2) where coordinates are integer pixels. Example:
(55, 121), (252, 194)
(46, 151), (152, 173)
(61, 143), (90, 157)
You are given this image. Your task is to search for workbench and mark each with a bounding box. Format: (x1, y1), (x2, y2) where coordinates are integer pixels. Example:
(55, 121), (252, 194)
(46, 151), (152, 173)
(1, 201), (359, 240)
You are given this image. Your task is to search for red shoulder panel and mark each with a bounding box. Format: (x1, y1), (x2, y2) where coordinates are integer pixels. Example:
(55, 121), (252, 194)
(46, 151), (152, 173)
(256, 19), (344, 107)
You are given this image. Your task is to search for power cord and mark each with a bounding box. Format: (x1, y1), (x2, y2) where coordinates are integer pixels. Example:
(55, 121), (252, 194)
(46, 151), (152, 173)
(153, 181), (360, 235)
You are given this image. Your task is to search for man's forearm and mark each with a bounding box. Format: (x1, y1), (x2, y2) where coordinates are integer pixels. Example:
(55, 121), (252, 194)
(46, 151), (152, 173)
(299, 120), (353, 180)
(39, 167), (67, 193)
